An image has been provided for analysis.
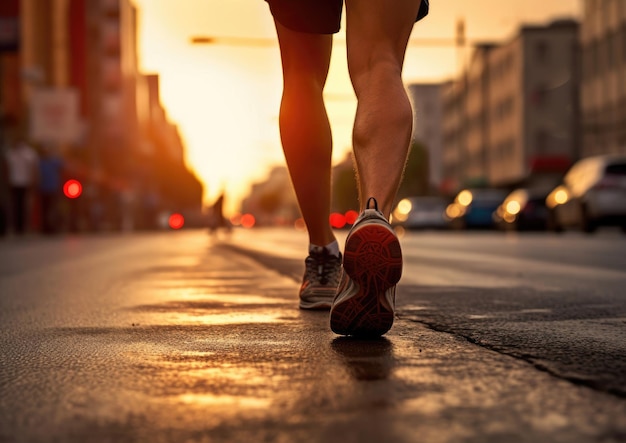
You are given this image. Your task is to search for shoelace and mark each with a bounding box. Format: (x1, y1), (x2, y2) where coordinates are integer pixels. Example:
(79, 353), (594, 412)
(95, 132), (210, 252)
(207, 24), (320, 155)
(305, 250), (341, 285)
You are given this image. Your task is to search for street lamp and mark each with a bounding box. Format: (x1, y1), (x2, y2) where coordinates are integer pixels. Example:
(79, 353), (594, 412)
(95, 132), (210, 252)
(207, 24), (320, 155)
(190, 36), (276, 47)
(190, 21), (475, 49)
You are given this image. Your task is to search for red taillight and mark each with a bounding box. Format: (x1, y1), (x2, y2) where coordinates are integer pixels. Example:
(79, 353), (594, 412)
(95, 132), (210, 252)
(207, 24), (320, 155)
(345, 210), (359, 225)
(329, 213), (346, 229)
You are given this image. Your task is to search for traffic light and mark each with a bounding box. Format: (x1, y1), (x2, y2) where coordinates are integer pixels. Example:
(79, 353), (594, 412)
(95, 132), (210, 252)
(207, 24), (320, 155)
(63, 179), (82, 199)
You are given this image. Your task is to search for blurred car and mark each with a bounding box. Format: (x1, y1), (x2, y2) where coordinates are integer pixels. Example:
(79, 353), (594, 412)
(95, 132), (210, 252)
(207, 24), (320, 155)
(545, 154), (626, 233)
(446, 188), (508, 229)
(494, 188), (551, 231)
(391, 196), (449, 230)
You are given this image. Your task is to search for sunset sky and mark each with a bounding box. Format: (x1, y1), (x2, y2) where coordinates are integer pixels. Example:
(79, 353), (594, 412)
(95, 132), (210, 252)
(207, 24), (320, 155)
(132, 0), (581, 215)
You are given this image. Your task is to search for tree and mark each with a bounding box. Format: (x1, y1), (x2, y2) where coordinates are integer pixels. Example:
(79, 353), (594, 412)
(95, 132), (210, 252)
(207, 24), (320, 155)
(398, 140), (430, 198)
(332, 154), (358, 213)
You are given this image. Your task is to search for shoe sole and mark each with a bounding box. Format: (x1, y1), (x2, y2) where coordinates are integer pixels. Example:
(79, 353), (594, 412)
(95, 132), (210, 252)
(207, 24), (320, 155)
(299, 283), (339, 310)
(330, 224), (402, 337)
(299, 300), (332, 310)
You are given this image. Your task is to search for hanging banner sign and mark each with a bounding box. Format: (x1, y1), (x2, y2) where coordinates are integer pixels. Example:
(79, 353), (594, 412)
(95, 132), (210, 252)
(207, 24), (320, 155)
(30, 88), (81, 145)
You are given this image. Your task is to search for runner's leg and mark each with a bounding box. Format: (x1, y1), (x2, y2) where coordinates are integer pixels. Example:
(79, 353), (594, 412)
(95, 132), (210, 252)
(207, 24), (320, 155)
(274, 20), (336, 246)
(345, 0), (422, 217)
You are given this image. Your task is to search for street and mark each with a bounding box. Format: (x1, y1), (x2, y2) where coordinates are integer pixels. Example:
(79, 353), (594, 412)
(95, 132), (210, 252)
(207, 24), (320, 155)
(1, 228), (626, 442)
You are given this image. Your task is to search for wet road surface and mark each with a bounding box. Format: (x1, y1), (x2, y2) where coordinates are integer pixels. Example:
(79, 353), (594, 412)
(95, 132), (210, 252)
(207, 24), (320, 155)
(1, 230), (625, 442)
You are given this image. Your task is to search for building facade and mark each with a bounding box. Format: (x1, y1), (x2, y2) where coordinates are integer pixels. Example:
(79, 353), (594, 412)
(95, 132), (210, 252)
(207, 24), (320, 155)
(464, 44), (495, 187)
(241, 166), (299, 226)
(1, 0), (202, 232)
(0, 0), (20, 144)
(441, 19), (580, 193)
(441, 79), (464, 193)
(580, 0), (626, 155)
(407, 83), (445, 191)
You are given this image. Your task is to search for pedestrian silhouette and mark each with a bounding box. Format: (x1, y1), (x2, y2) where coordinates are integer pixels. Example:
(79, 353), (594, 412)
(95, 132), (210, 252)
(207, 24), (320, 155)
(4, 139), (38, 235)
(0, 146), (8, 237)
(208, 192), (231, 236)
(38, 145), (64, 234)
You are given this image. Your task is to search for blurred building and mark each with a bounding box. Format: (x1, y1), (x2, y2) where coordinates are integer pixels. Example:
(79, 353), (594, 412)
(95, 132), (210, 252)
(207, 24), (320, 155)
(407, 83), (445, 192)
(0, 0), (202, 232)
(241, 166), (299, 226)
(331, 152), (358, 213)
(441, 79), (464, 194)
(0, 0), (20, 145)
(442, 19), (580, 193)
(463, 43), (496, 189)
(579, 0), (626, 156)
(138, 73), (203, 228)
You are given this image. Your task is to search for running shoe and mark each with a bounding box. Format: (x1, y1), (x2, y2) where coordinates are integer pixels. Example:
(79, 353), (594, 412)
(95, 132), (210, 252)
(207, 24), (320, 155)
(299, 247), (342, 310)
(330, 197), (403, 336)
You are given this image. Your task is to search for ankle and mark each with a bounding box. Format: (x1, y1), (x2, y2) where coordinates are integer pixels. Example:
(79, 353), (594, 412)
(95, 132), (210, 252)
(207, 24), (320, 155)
(309, 240), (340, 258)
(308, 231), (336, 249)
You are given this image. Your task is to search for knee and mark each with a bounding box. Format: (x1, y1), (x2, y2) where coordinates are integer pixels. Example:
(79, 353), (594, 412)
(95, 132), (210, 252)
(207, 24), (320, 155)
(349, 53), (403, 97)
(283, 73), (325, 96)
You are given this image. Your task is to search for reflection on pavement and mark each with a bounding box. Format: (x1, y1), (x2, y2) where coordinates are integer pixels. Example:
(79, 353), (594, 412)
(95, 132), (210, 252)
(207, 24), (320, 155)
(331, 337), (395, 381)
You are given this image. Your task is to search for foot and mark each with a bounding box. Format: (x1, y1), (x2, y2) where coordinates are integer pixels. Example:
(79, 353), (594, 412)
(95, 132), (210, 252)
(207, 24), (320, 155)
(299, 247), (342, 310)
(330, 198), (402, 336)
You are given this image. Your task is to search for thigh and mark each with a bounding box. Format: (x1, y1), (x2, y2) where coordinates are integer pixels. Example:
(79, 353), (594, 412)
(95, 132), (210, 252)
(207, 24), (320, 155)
(265, 0), (343, 34)
(273, 19), (333, 85)
(345, 0), (422, 81)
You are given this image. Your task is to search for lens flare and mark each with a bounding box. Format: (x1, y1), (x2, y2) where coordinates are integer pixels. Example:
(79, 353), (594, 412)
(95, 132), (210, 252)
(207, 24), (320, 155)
(169, 213), (185, 229)
(344, 210), (359, 225)
(63, 179), (82, 199)
(329, 212), (346, 229)
(554, 189), (568, 204)
(457, 190), (473, 206)
(241, 213), (256, 229)
(397, 199), (412, 215)
(505, 200), (521, 215)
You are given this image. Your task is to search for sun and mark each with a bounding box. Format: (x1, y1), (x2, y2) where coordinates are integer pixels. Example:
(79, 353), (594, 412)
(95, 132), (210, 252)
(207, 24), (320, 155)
(135, 1), (287, 214)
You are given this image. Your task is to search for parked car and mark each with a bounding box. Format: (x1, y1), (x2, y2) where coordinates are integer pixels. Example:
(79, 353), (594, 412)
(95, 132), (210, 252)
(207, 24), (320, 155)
(545, 154), (626, 233)
(494, 188), (551, 231)
(391, 196), (449, 230)
(446, 188), (508, 229)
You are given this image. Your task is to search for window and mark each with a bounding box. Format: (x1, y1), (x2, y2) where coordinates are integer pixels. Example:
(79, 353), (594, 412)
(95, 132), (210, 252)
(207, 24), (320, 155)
(587, 39), (599, 78)
(535, 130), (549, 153)
(594, 38), (603, 74)
(535, 40), (549, 63)
(582, 42), (593, 80)
(607, 31), (617, 70)
(622, 24), (626, 64)
(605, 163), (626, 176)
(531, 85), (547, 107)
(620, 99), (626, 146)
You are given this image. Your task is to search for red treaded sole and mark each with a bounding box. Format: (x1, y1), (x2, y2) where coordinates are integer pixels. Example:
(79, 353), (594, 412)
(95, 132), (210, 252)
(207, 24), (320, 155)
(330, 224), (402, 337)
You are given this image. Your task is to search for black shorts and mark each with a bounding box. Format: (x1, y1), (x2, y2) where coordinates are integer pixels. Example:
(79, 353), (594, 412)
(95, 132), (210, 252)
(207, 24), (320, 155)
(265, 0), (429, 34)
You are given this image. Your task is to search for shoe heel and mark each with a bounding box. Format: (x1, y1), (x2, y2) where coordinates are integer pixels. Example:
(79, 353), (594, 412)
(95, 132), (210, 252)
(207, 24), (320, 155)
(343, 224), (403, 293)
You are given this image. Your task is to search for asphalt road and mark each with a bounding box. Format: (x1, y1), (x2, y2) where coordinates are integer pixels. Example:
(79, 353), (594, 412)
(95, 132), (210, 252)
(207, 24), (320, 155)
(228, 228), (626, 397)
(1, 229), (625, 442)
